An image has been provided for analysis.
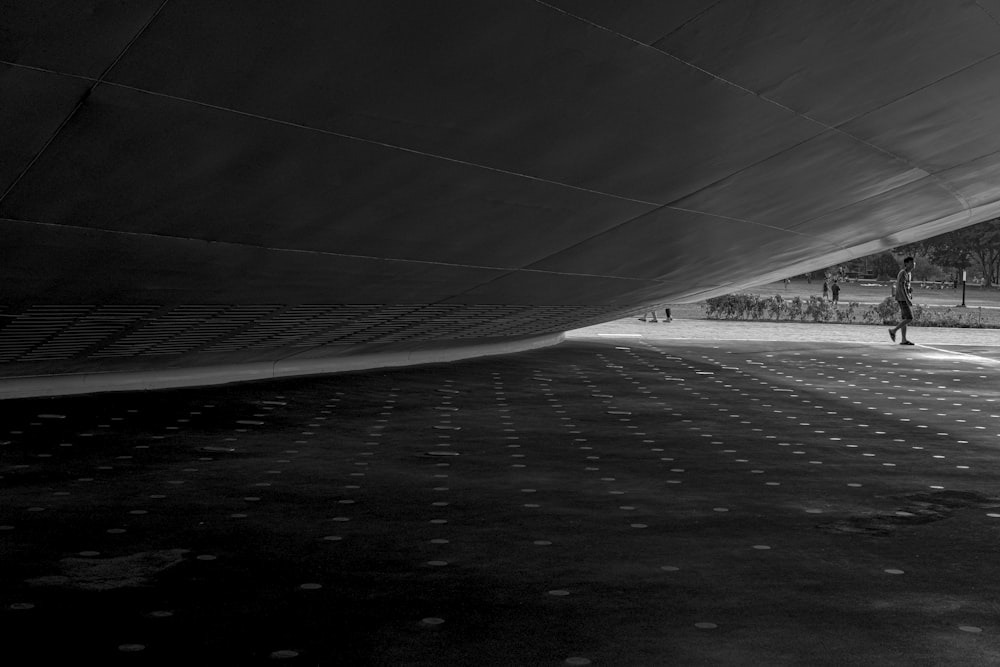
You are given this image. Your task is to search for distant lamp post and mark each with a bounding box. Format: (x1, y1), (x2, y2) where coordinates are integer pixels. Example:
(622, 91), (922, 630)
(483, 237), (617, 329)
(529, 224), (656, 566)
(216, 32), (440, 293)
(958, 270), (967, 307)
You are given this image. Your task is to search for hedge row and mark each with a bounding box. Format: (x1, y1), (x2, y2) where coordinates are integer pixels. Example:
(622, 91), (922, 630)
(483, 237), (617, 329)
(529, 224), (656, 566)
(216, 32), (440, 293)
(703, 294), (990, 328)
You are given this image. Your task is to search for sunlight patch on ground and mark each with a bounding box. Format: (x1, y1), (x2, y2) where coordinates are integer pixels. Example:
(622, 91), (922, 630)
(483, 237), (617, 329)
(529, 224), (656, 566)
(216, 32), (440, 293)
(916, 345), (1000, 366)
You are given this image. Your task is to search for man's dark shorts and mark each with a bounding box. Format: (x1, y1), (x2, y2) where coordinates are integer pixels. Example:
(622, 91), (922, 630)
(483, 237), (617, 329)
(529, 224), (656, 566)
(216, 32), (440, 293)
(897, 300), (913, 321)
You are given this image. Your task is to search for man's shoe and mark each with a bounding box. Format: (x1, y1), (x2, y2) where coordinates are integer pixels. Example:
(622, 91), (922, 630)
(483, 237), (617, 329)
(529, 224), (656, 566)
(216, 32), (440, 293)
(888, 329), (896, 342)
(900, 340), (915, 345)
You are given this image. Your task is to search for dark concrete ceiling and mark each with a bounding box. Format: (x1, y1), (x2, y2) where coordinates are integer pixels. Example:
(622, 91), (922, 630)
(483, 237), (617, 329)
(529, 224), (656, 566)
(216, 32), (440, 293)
(3, 0), (1000, 391)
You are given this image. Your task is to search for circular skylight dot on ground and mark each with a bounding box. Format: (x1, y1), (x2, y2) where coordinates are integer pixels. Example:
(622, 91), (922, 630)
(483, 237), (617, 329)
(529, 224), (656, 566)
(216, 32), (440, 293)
(270, 649), (300, 659)
(118, 644), (145, 652)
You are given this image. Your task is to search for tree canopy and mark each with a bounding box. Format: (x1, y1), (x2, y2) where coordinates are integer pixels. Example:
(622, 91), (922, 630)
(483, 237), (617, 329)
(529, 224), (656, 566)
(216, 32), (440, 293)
(897, 218), (1000, 287)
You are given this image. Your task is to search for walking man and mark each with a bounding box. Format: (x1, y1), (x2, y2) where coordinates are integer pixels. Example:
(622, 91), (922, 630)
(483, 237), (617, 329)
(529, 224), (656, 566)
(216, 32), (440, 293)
(888, 256), (916, 345)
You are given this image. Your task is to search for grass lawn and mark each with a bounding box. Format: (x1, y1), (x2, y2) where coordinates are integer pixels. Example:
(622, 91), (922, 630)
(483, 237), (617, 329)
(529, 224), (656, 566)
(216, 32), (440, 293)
(666, 278), (1000, 327)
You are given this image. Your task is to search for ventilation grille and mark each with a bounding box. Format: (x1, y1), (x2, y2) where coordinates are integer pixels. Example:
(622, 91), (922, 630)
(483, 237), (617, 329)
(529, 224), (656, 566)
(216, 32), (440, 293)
(0, 303), (642, 366)
(96, 306), (283, 358)
(0, 305), (157, 362)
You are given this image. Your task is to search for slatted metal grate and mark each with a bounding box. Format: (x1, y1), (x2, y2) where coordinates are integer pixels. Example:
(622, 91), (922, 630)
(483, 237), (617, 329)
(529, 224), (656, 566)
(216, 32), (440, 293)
(0, 305), (158, 362)
(0, 302), (648, 371)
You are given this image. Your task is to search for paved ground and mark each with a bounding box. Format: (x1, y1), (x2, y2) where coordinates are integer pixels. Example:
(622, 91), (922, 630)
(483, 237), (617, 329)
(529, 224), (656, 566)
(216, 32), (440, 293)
(572, 315), (1000, 348)
(3, 318), (1000, 665)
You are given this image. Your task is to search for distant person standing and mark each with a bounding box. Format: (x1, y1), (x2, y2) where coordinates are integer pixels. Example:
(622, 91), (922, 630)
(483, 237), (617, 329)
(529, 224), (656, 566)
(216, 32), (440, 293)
(831, 280), (840, 304)
(888, 256), (916, 345)
(822, 279), (829, 299)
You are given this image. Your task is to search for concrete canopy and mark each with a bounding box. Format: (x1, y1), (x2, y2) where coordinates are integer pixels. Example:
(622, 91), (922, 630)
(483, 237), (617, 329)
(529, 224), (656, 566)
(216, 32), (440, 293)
(3, 1), (1000, 395)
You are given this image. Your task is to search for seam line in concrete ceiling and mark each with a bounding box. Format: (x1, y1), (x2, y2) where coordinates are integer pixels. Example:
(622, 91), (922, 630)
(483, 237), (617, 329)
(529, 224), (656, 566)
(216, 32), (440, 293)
(537, 0), (829, 125)
(0, 215), (668, 283)
(107, 82), (664, 207)
(0, 59), (663, 211)
(536, 0), (982, 228)
(506, 204), (818, 293)
(8, 20), (979, 251)
(8, 3), (992, 289)
(0, 1), (171, 208)
(838, 51), (1000, 132)
(974, 1), (1000, 27)
(7, 4), (994, 225)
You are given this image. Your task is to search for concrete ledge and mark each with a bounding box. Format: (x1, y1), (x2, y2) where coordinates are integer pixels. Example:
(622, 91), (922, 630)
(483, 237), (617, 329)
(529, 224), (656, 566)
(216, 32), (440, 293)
(0, 332), (565, 400)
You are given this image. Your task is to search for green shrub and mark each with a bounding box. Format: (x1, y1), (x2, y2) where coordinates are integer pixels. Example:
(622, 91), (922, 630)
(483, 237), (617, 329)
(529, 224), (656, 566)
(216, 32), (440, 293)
(865, 297), (899, 324)
(704, 293), (991, 328)
(804, 296), (834, 322)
